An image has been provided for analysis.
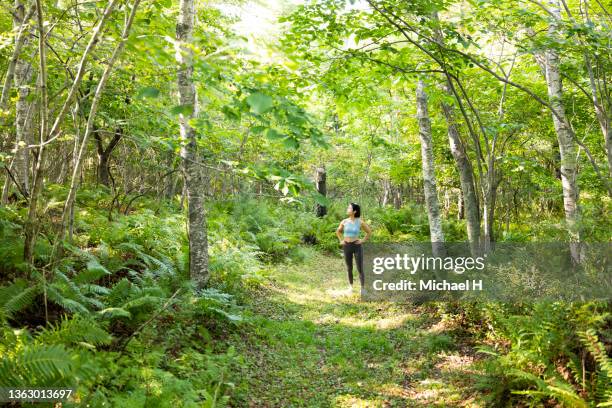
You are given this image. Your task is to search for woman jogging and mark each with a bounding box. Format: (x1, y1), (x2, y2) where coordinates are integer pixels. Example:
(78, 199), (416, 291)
(336, 202), (372, 295)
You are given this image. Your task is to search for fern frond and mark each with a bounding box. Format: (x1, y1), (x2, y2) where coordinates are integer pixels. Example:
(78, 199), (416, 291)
(81, 284), (110, 296)
(123, 295), (162, 310)
(2, 283), (40, 317)
(38, 316), (112, 347)
(0, 345), (74, 387)
(74, 259), (111, 284)
(97, 307), (132, 319)
(107, 278), (131, 305)
(46, 285), (89, 315)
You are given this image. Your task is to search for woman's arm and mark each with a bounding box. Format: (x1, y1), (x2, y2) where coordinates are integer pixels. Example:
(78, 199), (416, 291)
(336, 220), (345, 244)
(358, 221), (372, 243)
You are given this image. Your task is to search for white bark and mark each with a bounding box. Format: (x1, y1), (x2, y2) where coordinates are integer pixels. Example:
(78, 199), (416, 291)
(23, 0), (48, 264)
(440, 88), (481, 257)
(24, 0), (119, 263)
(544, 0), (582, 262)
(416, 79), (445, 256)
(584, 54), (612, 180)
(177, 0), (209, 289)
(11, 57), (33, 195)
(58, 0), (142, 249)
(430, 11), (481, 256)
(1, 0), (34, 202)
(0, 1), (35, 119)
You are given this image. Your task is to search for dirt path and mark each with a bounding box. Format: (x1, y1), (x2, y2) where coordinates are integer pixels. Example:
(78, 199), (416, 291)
(227, 249), (483, 407)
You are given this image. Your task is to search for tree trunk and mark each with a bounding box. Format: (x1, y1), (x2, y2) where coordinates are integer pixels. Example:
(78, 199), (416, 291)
(315, 165), (327, 217)
(13, 3), (34, 196)
(177, 0), (209, 289)
(482, 171), (501, 253)
(0, 1), (35, 124)
(1, 0), (35, 203)
(428, 11), (481, 255)
(440, 85), (481, 256)
(23, 0), (48, 265)
(23, 0), (118, 264)
(382, 179), (390, 206)
(544, 0), (581, 263)
(457, 189), (464, 220)
(393, 187), (402, 209)
(95, 127), (123, 187)
(584, 53), (612, 181)
(56, 1), (138, 257)
(416, 79), (445, 256)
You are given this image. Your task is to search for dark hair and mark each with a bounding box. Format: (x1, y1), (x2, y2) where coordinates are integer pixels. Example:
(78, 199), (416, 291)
(350, 202), (361, 218)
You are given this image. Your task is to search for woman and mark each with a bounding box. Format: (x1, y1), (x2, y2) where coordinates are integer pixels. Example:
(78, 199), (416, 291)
(336, 202), (372, 295)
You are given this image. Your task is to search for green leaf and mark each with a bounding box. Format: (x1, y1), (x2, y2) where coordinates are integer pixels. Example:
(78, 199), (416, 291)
(313, 192), (330, 207)
(170, 104), (194, 116)
(246, 92), (273, 114)
(265, 129), (285, 140)
(209, 307), (243, 324)
(283, 136), (299, 149)
(97, 307), (132, 319)
(75, 259), (110, 284)
(136, 87), (160, 99)
(251, 125), (267, 134)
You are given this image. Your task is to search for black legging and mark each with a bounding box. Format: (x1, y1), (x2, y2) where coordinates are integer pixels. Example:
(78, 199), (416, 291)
(343, 241), (364, 286)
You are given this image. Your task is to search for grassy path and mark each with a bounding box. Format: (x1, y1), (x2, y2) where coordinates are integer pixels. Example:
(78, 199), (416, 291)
(227, 249), (483, 407)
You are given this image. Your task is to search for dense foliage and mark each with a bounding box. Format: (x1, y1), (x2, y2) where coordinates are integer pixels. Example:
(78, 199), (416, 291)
(0, 0), (610, 406)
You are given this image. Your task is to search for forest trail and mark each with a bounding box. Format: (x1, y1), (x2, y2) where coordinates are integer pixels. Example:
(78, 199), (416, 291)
(228, 249), (483, 407)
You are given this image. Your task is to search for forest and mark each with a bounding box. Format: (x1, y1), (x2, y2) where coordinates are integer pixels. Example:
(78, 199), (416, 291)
(0, 0), (610, 406)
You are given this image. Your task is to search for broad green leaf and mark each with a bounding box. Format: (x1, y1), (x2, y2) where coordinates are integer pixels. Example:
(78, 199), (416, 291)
(170, 104), (194, 116)
(136, 87), (160, 99)
(282, 136), (299, 149)
(246, 92), (273, 114)
(266, 129), (285, 140)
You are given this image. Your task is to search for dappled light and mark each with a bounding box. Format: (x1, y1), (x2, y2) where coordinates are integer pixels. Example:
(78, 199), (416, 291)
(0, 0), (610, 406)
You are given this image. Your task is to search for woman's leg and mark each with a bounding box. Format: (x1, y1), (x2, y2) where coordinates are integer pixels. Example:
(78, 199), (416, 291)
(343, 243), (354, 284)
(355, 243), (365, 287)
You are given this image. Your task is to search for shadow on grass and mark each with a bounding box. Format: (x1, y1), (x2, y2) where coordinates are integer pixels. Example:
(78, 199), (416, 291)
(223, 253), (483, 407)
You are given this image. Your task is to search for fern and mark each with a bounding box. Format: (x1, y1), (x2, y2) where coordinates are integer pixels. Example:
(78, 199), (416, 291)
(97, 307), (132, 319)
(0, 280), (40, 318)
(74, 258), (111, 284)
(46, 285), (89, 314)
(578, 329), (612, 405)
(46, 269), (106, 314)
(509, 369), (588, 408)
(194, 288), (244, 326)
(0, 344), (74, 387)
(107, 278), (131, 305)
(37, 315), (112, 348)
(116, 242), (178, 278)
(122, 295), (162, 311)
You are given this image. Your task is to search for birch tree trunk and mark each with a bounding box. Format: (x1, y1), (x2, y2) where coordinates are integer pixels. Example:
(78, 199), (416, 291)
(24, 0), (119, 263)
(57, 1), (141, 254)
(1, 0), (35, 203)
(23, 0), (48, 265)
(416, 80), (445, 256)
(11, 62), (33, 195)
(177, 0), (209, 289)
(440, 85), (481, 256)
(584, 54), (612, 181)
(428, 12), (481, 256)
(0, 1), (35, 122)
(544, 0), (582, 263)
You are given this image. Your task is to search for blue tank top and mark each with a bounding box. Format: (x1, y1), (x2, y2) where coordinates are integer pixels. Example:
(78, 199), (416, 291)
(343, 218), (361, 238)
